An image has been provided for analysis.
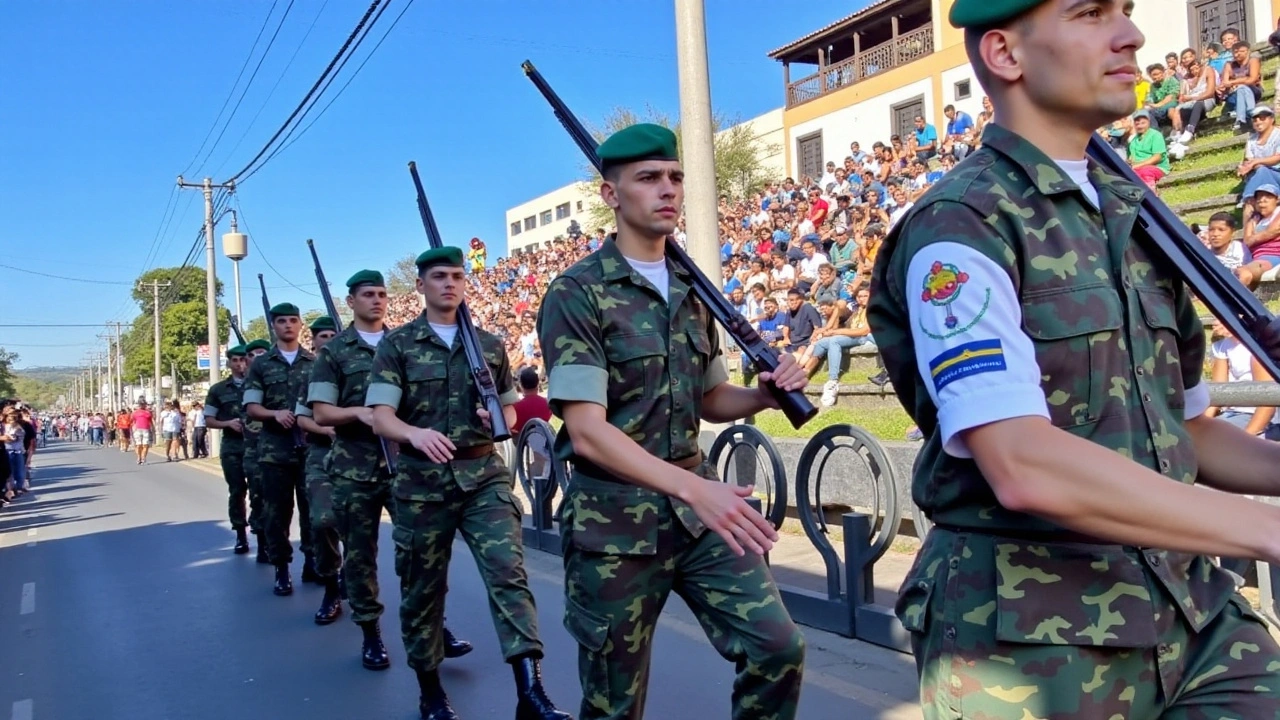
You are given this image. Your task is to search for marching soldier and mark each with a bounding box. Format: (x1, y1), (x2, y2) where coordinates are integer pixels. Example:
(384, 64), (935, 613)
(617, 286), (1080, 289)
(868, 0), (1280, 717)
(244, 303), (316, 597)
(242, 338), (272, 562)
(537, 124), (808, 720)
(203, 344), (251, 554)
(308, 270), (472, 672)
(294, 316), (342, 624)
(366, 248), (570, 720)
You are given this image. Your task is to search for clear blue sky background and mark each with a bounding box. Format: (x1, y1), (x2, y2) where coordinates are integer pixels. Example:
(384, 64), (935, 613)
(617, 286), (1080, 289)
(1, 0), (852, 369)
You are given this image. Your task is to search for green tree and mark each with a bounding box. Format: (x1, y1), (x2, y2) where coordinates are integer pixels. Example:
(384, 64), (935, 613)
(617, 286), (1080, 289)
(121, 265), (233, 390)
(580, 106), (781, 229)
(12, 375), (62, 409)
(0, 348), (18, 398)
(386, 254), (418, 296)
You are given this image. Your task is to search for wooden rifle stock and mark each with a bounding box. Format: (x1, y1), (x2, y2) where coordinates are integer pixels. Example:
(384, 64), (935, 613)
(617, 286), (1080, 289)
(520, 60), (818, 428)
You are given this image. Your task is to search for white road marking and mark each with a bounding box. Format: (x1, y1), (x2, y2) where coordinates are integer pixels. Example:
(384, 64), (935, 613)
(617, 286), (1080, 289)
(26, 529), (36, 547)
(11, 699), (32, 720)
(19, 583), (34, 615)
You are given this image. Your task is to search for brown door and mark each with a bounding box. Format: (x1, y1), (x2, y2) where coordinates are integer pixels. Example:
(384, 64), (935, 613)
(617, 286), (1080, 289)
(1189, 0), (1250, 48)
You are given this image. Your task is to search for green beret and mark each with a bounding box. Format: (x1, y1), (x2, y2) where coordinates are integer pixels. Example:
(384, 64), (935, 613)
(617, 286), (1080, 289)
(226, 344), (247, 359)
(346, 269), (385, 290)
(245, 339), (272, 353)
(949, 0), (1044, 28)
(269, 302), (300, 319)
(415, 246), (465, 271)
(598, 123), (679, 172)
(309, 316), (337, 332)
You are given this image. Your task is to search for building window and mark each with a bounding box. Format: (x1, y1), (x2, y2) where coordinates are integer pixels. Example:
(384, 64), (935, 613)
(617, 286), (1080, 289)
(576, 201), (583, 212)
(540, 210), (553, 226)
(510, 221), (521, 236)
(795, 130), (823, 185)
(555, 202), (571, 220)
(954, 79), (971, 101)
(524, 216), (536, 231)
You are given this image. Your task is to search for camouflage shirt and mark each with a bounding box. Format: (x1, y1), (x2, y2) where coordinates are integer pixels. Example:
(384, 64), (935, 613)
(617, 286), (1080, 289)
(308, 324), (384, 482)
(203, 376), (246, 453)
(868, 123), (1233, 634)
(244, 345), (315, 465)
(537, 237), (730, 537)
(365, 312), (518, 499)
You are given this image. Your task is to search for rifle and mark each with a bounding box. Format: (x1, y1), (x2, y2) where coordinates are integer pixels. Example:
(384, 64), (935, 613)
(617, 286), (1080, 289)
(257, 273), (304, 448)
(229, 315), (247, 345)
(305, 238), (399, 476)
(520, 60), (818, 429)
(1085, 135), (1280, 379)
(406, 162), (512, 443)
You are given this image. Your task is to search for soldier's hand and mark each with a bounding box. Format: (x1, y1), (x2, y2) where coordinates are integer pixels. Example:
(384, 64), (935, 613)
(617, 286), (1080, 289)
(357, 407), (376, 427)
(410, 427), (455, 463)
(275, 410), (296, 429)
(476, 408), (493, 432)
(758, 353), (809, 407)
(686, 479), (777, 556)
(228, 419), (244, 434)
(325, 427), (337, 440)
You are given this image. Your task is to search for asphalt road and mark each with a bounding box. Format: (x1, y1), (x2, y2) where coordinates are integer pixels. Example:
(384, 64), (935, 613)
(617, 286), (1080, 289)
(0, 440), (922, 720)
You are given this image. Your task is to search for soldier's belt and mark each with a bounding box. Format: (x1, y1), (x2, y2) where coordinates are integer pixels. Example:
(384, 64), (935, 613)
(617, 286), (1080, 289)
(934, 523), (1111, 545)
(574, 451), (704, 480)
(399, 443), (495, 462)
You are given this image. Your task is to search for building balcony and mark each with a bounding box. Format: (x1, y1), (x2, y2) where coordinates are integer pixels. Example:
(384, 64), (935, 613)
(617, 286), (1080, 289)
(784, 24), (934, 108)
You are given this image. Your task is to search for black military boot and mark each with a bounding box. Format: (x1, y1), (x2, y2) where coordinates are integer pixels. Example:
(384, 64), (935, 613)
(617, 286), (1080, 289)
(359, 620), (391, 671)
(273, 564), (293, 596)
(301, 553), (320, 584)
(233, 528), (250, 554)
(314, 578), (343, 625)
(255, 533), (269, 564)
(417, 669), (459, 720)
(443, 625), (473, 659)
(512, 655), (573, 720)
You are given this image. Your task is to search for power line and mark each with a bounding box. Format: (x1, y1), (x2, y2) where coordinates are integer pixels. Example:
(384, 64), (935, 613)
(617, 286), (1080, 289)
(0, 263), (135, 286)
(232, 197), (319, 298)
(178, 0), (283, 179)
(227, 0), (385, 183)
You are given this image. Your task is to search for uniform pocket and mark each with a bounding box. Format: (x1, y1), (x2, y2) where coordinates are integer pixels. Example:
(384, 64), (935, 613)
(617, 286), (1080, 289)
(603, 332), (665, 404)
(1021, 284), (1125, 427)
(993, 540), (1158, 648)
(1135, 286), (1186, 410)
(392, 525), (414, 579)
(563, 595), (610, 653)
(566, 484), (659, 556)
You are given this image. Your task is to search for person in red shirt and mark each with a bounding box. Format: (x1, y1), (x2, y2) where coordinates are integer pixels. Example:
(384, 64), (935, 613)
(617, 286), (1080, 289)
(511, 368), (551, 434)
(807, 187), (829, 227)
(130, 399), (155, 465)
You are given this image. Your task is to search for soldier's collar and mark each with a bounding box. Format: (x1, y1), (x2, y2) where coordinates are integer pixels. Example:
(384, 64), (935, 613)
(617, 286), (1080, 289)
(977, 124), (1103, 198)
(598, 234), (689, 284)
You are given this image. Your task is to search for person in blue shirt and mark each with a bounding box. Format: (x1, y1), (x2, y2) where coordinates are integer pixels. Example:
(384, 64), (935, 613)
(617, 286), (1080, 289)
(943, 104), (975, 159)
(912, 115), (939, 161)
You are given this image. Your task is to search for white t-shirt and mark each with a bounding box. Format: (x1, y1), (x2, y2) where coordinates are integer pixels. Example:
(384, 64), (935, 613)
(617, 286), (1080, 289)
(357, 329), (385, 346)
(279, 348), (299, 365)
(161, 409), (183, 433)
(623, 255), (670, 302)
(1211, 338), (1261, 415)
(429, 322), (458, 348)
(1053, 158), (1100, 208)
(906, 242), (1210, 457)
(188, 409), (205, 429)
(798, 253), (830, 281)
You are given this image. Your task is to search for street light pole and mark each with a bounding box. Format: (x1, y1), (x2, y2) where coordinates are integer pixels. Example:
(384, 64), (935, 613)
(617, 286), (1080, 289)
(177, 176), (236, 387)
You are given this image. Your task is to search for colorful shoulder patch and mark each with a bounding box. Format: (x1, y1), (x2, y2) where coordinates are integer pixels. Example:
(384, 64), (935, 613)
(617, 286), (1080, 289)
(918, 260), (991, 340)
(929, 339), (1006, 392)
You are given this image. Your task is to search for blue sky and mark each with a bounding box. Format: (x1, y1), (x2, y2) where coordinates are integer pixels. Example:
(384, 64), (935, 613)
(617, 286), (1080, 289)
(1, 0), (851, 368)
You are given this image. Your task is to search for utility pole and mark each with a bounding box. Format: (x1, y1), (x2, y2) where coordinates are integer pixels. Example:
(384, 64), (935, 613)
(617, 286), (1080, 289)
(139, 280), (171, 404)
(673, 0), (722, 283)
(177, 175), (236, 388)
(96, 338), (112, 413)
(113, 322), (125, 411)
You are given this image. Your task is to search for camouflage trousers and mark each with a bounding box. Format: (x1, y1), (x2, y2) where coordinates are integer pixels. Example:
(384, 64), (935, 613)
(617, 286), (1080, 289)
(561, 476), (806, 720)
(244, 443), (264, 536)
(900, 528), (1280, 719)
(260, 460), (312, 566)
(218, 448), (247, 530)
(334, 477), (394, 624)
(392, 473), (541, 672)
(305, 446), (341, 580)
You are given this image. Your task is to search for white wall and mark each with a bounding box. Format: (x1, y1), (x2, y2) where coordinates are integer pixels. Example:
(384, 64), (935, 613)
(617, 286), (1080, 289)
(730, 107), (787, 179)
(785, 76), (934, 172)
(504, 182), (599, 254)
(939, 64), (984, 120)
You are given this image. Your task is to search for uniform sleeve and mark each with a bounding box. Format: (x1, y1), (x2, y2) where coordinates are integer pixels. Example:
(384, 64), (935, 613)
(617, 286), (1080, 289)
(202, 404), (219, 419)
(906, 241), (1049, 458)
(294, 378), (312, 417)
(537, 276), (609, 410)
(242, 360), (265, 406)
(1176, 281), (1211, 419)
(365, 339), (405, 409)
(491, 338), (519, 407)
(307, 346), (341, 407)
(702, 310), (730, 390)
(203, 384), (221, 417)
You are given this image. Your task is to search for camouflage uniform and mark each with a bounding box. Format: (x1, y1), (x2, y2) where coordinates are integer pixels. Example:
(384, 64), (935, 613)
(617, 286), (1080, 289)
(295, 377), (340, 581)
(867, 124), (1280, 719)
(242, 410), (265, 537)
(244, 347), (315, 566)
(537, 238), (806, 720)
(365, 314), (539, 673)
(204, 377), (247, 529)
(308, 324), (394, 623)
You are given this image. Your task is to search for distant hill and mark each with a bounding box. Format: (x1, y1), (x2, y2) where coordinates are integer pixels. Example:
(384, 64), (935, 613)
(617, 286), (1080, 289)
(15, 366), (79, 385)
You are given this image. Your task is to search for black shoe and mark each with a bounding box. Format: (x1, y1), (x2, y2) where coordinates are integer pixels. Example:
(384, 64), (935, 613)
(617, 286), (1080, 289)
(314, 579), (343, 625)
(417, 669), (459, 720)
(359, 620), (391, 671)
(301, 554), (320, 584)
(512, 656), (573, 720)
(273, 564), (293, 596)
(443, 625), (473, 659)
(233, 528), (250, 555)
(868, 371), (889, 387)
(255, 535), (270, 564)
